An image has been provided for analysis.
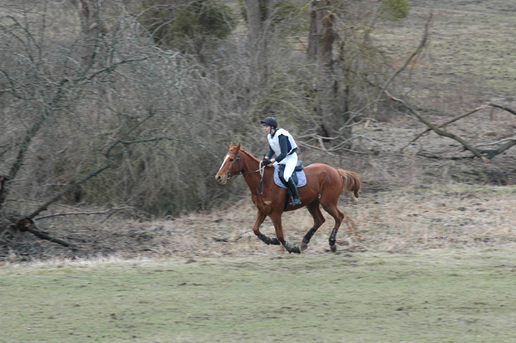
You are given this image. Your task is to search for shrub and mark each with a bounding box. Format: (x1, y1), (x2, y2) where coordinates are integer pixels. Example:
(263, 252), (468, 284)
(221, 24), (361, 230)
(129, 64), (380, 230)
(138, 0), (236, 54)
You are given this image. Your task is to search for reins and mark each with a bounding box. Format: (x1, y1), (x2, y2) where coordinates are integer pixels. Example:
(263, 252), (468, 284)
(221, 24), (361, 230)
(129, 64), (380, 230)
(242, 160), (266, 195)
(255, 161), (266, 195)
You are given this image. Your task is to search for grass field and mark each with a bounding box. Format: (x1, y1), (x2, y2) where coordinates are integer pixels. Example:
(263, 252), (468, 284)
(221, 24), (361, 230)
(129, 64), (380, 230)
(2, 249), (516, 343)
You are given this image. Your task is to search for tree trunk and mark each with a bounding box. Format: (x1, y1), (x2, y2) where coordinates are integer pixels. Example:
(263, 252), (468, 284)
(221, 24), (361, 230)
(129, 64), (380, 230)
(307, 0), (334, 67)
(307, 1), (351, 141)
(246, 0), (269, 87)
(73, 0), (107, 66)
(0, 176), (6, 210)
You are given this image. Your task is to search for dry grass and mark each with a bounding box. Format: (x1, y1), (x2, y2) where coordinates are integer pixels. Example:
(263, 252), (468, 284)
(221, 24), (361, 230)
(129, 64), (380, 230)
(356, 184), (516, 251)
(2, 180), (516, 265)
(157, 183), (516, 255)
(376, 0), (516, 106)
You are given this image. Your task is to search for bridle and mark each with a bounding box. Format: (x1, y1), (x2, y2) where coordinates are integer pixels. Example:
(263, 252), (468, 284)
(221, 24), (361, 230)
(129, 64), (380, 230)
(224, 150), (266, 195)
(224, 150), (242, 180)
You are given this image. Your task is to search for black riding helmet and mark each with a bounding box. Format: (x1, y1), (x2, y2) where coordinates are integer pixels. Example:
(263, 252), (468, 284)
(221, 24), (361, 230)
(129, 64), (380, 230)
(260, 117), (278, 128)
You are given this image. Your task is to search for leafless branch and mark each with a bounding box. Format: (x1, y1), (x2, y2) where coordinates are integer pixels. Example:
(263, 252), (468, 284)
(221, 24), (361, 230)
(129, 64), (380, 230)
(298, 134), (374, 155)
(400, 102), (516, 158)
(487, 103), (516, 116)
(475, 137), (516, 148)
(381, 13), (432, 91)
(400, 104), (491, 152)
(0, 176), (6, 209)
(120, 136), (220, 159)
(26, 163), (112, 220)
(477, 139), (516, 160)
(35, 206), (133, 221)
(385, 90), (489, 162)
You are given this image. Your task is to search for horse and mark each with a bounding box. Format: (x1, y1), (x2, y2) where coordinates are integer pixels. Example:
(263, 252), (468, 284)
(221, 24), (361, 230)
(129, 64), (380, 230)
(215, 142), (361, 254)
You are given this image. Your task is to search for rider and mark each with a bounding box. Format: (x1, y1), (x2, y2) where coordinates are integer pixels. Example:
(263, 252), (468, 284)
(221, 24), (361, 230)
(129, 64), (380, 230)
(261, 117), (302, 206)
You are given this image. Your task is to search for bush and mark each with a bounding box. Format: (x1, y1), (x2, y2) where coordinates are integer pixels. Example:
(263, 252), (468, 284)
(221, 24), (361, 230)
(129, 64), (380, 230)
(138, 0), (236, 55)
(379, 0), (410, 21)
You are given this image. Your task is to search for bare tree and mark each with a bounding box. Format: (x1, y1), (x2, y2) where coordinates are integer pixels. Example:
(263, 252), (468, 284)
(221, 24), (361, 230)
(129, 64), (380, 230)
(70, 0), (108, 65)
(0, 4), (144, 243)
(299, 0), (421, 154)
(307, 0), (334, 66)
(0, 1), (232, 249)
(245, 0), (271, 87)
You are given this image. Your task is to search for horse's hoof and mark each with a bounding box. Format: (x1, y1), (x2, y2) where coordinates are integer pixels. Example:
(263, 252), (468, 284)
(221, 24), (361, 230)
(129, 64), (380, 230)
(330, 245), (337, 253)
(283, 242), (301, 254)
(291, 245), (301, 254)
(300, 242), (308, 251)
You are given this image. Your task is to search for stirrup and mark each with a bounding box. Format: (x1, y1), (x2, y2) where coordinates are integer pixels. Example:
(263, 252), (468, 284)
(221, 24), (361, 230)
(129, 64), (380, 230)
(290, 196), (301, 206)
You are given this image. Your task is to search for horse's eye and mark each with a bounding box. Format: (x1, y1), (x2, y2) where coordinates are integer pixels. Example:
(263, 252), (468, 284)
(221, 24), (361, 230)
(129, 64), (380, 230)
(229, 159), (234, 162)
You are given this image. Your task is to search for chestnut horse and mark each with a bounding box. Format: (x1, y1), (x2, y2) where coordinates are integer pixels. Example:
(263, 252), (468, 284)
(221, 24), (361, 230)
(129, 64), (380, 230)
(215, 142), (361, 254)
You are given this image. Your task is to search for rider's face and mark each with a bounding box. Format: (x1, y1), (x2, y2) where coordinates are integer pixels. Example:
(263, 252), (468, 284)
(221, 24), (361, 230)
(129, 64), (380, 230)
(263, 125), (273, 135)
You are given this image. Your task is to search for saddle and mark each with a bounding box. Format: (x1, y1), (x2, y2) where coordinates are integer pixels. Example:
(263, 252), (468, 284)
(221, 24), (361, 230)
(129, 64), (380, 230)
(273, 161), (307, 189)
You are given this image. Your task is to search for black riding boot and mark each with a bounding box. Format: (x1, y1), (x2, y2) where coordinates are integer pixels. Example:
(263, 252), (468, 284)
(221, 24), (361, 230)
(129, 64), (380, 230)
(286, 178), (302, 206)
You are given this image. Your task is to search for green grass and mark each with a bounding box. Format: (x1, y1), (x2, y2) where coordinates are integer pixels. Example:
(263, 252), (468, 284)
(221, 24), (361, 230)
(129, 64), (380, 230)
(2, 250), (516, 342)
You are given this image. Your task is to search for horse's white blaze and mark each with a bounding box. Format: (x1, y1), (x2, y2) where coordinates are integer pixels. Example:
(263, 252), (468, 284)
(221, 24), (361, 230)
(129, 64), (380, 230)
(218, 154), (230, 171)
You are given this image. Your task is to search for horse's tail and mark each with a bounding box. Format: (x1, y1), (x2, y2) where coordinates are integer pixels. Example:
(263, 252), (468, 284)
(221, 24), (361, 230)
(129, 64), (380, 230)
(337, 169), (361, 199)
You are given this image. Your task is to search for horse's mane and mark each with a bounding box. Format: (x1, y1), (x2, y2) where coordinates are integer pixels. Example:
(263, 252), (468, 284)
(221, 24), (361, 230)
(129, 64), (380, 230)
(240, 148), (261, 163)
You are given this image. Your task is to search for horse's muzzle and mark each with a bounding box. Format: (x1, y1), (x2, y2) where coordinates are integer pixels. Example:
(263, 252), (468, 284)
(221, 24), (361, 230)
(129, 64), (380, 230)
(215, 175), (228, 184)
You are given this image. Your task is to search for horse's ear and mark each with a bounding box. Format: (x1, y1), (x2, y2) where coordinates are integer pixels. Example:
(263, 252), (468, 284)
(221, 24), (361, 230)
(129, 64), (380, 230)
(236, 142), (241, 150)
(229, 142), (234, 148)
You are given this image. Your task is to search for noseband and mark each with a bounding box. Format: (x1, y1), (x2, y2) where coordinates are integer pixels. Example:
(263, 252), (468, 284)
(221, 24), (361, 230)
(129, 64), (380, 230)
(225, 150), (242, 180)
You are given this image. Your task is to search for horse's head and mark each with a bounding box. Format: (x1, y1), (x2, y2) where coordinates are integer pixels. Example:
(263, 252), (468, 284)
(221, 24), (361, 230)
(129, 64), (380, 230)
(215, 142), (242, 184)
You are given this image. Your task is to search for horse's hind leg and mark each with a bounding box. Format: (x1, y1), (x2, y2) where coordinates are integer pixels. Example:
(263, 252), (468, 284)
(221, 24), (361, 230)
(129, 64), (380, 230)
(321, 201), (345, 253)
(301, 200), (326, 251)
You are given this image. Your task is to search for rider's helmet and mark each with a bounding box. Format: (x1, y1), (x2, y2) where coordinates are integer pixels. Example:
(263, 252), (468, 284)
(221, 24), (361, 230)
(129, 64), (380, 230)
(260, 117), (278, 128)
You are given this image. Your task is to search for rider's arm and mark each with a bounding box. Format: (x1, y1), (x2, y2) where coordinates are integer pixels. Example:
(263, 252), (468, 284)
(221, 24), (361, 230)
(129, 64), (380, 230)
(266, 144), (274, 159)
(274, 134), (289, 162)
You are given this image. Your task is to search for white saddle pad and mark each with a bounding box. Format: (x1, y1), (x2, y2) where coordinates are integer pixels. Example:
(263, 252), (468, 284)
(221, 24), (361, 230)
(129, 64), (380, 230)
(273, 164), (307, 188)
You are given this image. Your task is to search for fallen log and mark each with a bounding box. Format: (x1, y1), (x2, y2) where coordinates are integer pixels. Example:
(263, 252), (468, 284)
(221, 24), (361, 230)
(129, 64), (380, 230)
(16, 218), (76, 248)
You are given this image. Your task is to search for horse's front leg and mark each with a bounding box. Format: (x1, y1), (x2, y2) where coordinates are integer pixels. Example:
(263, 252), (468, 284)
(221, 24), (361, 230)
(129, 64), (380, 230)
(270, 212), (301, 254)
(253, 210), (280, 246)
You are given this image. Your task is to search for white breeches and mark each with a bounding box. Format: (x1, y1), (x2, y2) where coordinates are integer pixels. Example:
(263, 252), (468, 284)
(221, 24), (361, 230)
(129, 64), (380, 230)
(278, 152), (298, 182)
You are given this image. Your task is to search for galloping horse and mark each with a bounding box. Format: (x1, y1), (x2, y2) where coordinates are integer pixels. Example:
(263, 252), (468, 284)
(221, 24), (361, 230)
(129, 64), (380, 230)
(215, 142), (361, 254)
